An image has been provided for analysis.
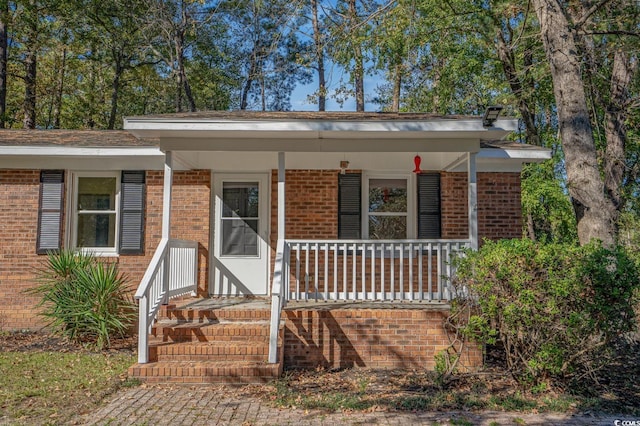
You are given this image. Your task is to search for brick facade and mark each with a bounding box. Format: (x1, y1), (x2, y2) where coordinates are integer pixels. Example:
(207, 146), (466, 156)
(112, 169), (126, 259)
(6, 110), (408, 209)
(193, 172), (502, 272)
(0, 167), (521, 331)
(283, 308), (482, 370)
(0, 169), (210, 330)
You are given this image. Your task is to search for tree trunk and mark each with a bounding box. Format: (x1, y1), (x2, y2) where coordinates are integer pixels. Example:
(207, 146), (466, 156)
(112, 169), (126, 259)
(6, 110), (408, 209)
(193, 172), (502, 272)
(108, 64), (122, 130)
(53, 48), (66, 129)
(391, 63), (401, 112)
(495, 29), (540, 146)
(603, 49), (635, 211)
(23, 49), (36, 129)
(0, 1), (7, 129)
(177, 3), (196, 112)
(241, 48), (259, 111)
(532, 0), (616, 246)
(348, 0), (364, 112)
(311, 0), (325, 111)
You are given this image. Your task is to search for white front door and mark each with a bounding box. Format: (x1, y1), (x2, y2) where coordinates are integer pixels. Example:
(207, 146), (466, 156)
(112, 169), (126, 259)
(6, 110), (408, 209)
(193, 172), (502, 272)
(211, 174), (270, 296)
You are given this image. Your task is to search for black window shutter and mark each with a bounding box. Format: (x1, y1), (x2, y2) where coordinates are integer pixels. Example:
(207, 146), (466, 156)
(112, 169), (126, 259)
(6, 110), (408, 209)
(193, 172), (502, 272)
(37, 170), (64, 254)
(417, 173), (441, 239)
(119, 171), (146, 254)
(338, 173), (361, 239)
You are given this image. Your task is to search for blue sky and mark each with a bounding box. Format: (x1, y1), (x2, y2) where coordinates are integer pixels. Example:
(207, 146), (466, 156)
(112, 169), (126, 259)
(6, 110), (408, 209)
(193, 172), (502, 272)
(290, 69), (385, 112)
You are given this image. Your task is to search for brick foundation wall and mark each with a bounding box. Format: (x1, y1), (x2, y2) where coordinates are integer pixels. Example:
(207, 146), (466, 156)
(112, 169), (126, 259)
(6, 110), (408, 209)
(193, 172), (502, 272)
(0, 169), (210, 330)
(283, 308), (482, 370)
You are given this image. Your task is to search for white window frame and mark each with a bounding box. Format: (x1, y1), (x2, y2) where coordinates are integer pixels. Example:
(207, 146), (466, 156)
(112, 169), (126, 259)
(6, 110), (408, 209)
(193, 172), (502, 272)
(68, 171), (121, 256)
(362, 172), (416, 239)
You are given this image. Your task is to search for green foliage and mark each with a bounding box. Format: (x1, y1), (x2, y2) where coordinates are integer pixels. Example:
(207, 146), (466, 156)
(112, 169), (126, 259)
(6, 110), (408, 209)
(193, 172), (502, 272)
(451, 239), (640, 385)
(29, 250), (135, 349)
(521, 158), (577, 244)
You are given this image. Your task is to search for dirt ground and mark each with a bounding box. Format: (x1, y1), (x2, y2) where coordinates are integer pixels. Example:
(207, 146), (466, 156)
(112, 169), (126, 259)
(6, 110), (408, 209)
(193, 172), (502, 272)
(2, 330), (640, 425)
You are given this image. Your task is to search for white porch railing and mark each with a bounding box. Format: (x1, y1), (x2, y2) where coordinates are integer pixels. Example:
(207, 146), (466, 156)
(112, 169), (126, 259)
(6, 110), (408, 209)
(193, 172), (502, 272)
(135, 238), (199, 364)
(268, 239), (469, 363)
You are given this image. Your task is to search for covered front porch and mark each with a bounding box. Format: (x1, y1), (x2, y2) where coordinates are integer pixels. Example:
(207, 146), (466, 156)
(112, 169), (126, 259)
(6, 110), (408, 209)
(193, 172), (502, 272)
(124, 112), (547, 381)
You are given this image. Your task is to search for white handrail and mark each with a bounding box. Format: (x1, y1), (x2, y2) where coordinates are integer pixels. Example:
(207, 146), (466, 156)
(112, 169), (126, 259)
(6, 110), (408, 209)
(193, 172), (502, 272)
(135, 238), (198, 364)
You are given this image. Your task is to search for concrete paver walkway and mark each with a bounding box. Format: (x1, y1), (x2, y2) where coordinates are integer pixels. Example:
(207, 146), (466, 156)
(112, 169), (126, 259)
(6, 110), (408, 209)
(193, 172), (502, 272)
(80, 385), (637, 426)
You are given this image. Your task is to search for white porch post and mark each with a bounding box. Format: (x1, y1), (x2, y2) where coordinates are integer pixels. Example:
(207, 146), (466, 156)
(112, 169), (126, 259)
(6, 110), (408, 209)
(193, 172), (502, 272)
(278, 152), (285, 240)
(468, 152), (478, 250)
(161, 151), (173, 304)
(162, 151), (173, 240)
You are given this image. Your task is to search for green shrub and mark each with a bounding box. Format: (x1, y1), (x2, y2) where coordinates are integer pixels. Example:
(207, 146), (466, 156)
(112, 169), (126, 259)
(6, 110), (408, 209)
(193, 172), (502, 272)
(450, 239), (639, 385)
(29, 250), (135, 349)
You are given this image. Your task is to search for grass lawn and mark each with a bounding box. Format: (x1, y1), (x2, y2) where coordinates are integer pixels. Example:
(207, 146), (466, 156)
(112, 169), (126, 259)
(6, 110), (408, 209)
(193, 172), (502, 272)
(0, 332), (136, 425)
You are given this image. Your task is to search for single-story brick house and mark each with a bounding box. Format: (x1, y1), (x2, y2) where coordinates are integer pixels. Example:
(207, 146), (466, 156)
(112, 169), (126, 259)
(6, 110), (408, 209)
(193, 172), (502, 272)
(0, 111), (550, 383)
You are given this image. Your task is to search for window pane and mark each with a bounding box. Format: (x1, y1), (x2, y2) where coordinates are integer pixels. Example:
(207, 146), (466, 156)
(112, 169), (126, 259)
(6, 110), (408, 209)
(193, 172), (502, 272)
(222, 182), (259, 218)
(369, 216), (406, 239)
(78, 177), (116, 210)
(369, 179), (407, 213)
(77, 213), (116, 247)
(222, 219), (258, 256)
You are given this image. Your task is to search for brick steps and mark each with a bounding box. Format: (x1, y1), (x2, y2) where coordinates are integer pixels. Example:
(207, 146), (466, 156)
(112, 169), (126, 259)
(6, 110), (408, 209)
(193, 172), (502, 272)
(159, 306), (271, 322)
(130, 305), (282, 384)
(150, 341), (269, 362)
(128, 360), (281, 384)
(152, 320), (271, 343)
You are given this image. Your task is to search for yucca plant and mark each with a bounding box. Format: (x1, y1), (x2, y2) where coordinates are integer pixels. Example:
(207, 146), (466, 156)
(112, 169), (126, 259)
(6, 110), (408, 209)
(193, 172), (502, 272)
(29, 250), (135, 349)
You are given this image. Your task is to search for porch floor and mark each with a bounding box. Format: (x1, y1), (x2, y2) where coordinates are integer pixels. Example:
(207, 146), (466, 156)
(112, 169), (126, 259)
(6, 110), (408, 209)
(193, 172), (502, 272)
(171, 296), (451, 312)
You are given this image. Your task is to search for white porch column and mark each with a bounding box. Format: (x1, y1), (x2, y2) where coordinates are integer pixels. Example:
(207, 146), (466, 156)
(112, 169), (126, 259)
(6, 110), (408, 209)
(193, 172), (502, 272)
(468, 152), (478, 250)
(278, 152), (285, 240)
(161, 151), (173, 304)
(162, 151), (174, 240)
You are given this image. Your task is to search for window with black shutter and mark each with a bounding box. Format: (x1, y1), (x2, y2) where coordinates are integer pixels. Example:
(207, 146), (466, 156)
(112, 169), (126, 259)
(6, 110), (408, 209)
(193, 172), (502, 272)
(338, 172), (441, 239)
(417, 173), (441, 239)
(338, 173), (361, 239)
(37, 170), (64, 254)
(119, 171), (146, 254)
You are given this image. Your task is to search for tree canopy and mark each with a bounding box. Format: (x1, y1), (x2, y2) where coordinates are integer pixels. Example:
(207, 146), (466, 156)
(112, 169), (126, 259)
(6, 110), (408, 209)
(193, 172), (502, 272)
(0, 0), (638, 245)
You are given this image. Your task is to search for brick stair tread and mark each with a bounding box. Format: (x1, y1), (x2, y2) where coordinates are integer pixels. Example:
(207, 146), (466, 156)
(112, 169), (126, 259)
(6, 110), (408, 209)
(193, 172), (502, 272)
(161, 309), (271, 321)
(129, 360), (282, 383)
(150, 340), (270, 362)
(151, 320), (273, 343)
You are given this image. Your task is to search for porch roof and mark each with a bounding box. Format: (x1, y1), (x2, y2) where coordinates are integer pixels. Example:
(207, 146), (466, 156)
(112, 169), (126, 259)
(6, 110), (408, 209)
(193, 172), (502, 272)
(0, 113), (551, 172)
(124, 111), (518, 152)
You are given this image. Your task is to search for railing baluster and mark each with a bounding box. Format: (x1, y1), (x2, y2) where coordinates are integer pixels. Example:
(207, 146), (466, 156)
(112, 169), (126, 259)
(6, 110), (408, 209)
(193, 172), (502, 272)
(371, 243), (376, 300)
(399, 243), (404, 300)
(304, 242), (310, 301)
(314, 243), (319, 301)
(428, 243), (433, 301)
(418, 243), (423, 301)
(380, 243), (385, 301)
(390, 243), (395, 301)
(361, 243), (367, 300)
(324, 243), (329, 301)
(342, 243), (348, 300)
(333, 243), (338, 300)
(437, 243), (442, 300)
(409, 243), (414, 301)
(352, 243), (357, 300)
(295, 243), (301, 300)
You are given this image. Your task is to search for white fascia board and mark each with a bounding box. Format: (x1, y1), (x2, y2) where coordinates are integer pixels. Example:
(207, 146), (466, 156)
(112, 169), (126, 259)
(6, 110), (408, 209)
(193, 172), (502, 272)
(0, 146), (163, 157)
(159, 137), (481, 153)
(124, 118), (518, 140)
(477, 147), (552, 161)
